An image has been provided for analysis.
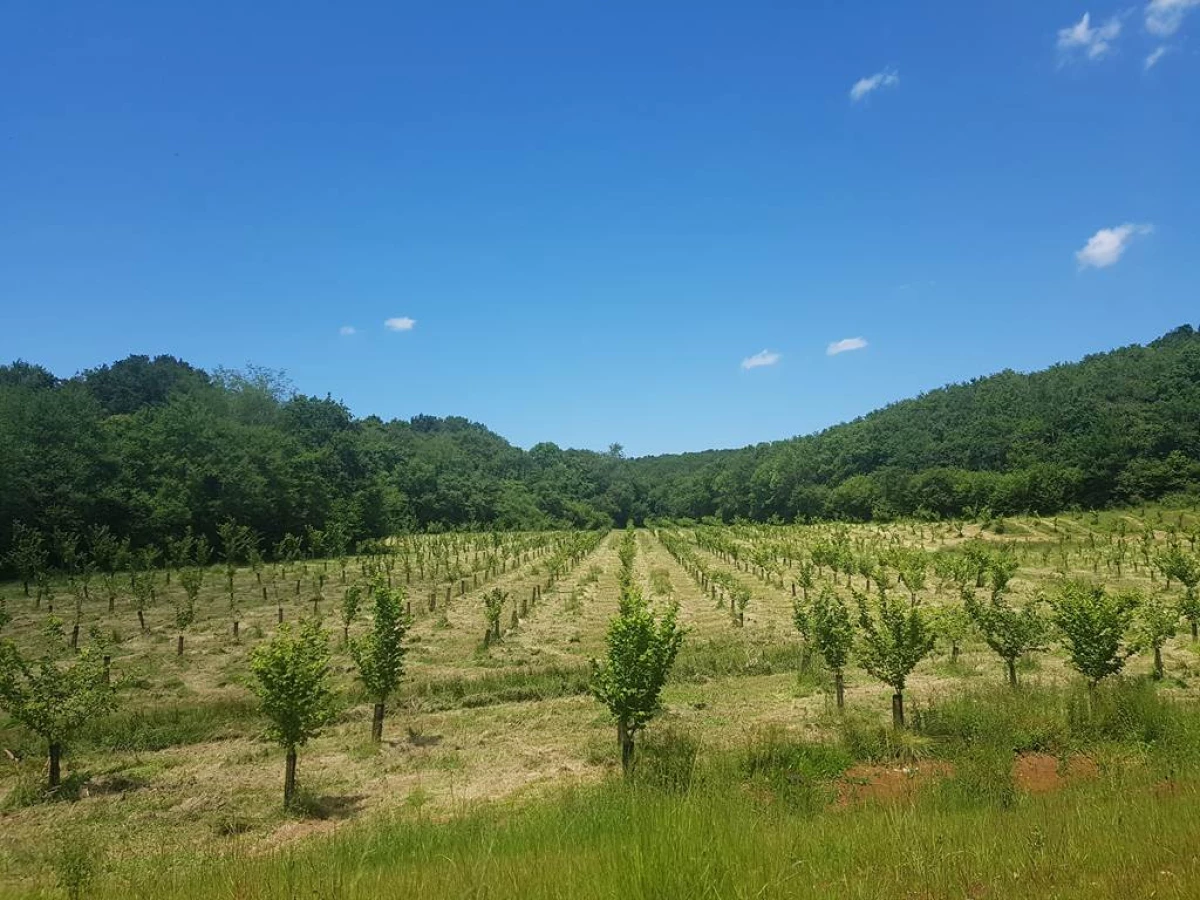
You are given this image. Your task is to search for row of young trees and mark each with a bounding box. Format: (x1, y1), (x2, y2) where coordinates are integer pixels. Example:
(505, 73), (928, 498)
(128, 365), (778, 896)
(3, 518), (559, 600)
(658, 529), (755, 627)
(786, 540), (1200, 726)
(4, 518), (1198, 805)
(0, 525), (621, 805)
(3, 517), (571, 655)
(0, 572), (412, 806)
(249, 573), (413, 805)
(590, 527), (684, 773)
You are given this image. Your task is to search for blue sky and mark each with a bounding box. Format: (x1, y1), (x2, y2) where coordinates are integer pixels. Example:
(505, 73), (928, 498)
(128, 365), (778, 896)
(2, 2), (1197, 456)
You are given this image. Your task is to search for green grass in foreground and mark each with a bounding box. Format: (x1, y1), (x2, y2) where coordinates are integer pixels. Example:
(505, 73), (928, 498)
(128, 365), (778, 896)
(12, 679), (1200, 900)
(29, 772), (1200, 900)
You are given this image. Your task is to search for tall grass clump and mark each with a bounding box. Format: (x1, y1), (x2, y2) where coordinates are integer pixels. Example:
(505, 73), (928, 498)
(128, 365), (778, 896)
(68, 771), (1200, 900)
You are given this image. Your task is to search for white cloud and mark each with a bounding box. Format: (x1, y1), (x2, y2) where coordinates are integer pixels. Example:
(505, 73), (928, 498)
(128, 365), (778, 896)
(849, 69), (899, 102)
(384, 317), (416, 332)
(741, 349), (781, 370)
(827, 337), (868, 356)
(1075, 223), (1153, 269)
(338, 325), (356, 336)
(1146, 0), (1200, 36)
(1144, 45), (1169, 67)
(1057, 12), (1122, 60)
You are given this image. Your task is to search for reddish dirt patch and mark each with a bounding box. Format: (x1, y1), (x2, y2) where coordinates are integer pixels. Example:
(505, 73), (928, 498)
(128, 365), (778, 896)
(1013, 753), (1098, 794)
(835, 761), (953, 807)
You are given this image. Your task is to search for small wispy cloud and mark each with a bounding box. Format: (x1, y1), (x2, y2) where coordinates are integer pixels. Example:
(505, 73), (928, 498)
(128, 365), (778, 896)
(1146, 0), (1200, 36)
(827, 337), (868, 356)
(1144, 44), (1170, 67)
(1076, 223), (1153, 269)
(384, 317), (416, 332)
(741, 349), (781, 370)
(338, 325), (357, 336)
(849, 69), (899, 102)
(1057, 12), (1122, 61)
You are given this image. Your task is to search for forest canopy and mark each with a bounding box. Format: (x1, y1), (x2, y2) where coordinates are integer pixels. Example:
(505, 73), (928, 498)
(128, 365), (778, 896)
(1, 325), (1198, 565)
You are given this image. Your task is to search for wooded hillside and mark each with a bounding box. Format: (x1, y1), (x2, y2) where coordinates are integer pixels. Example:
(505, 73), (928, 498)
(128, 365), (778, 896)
(2, 325), (1197, 563)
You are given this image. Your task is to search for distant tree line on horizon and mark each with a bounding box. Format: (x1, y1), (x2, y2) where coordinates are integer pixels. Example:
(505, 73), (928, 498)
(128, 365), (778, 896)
(1, 324), (1198, 569)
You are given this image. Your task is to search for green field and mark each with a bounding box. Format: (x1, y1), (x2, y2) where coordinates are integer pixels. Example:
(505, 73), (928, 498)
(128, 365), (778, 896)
(3, 508), (1200, 897)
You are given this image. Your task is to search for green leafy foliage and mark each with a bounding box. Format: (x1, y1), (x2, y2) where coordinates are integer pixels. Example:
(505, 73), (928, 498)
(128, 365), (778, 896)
(249, 618), (336, 752)
(4, 329), (1200, 568)
(1052, 581), (1139, 687)
(591, 532), (685, 772)
(482, 588), (507, 642)
(964, 588), (1049, 685)
(350, 577), (412, 740)
(590, 589), (684, 733)
(340, 584), (363, 638)
(1156, 545), (1200, 634)
(855, 587), (935, 725)
(1132, 589), (1178, 680)
(811, 587), (854, 673)
(0, 635), (117, 787)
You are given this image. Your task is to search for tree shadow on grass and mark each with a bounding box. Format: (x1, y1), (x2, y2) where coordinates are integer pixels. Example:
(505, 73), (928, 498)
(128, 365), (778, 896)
(291, 791), (367, 821)
(405, 727), (443, 748)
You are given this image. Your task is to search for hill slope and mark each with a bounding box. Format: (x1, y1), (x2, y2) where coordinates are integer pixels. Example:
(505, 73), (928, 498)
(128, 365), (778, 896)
(1, 325), (1198, 559)
(637, 324), (1200, 521)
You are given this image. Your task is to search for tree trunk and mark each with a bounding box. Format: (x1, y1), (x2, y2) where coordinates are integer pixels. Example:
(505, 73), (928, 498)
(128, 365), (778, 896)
(1192, 619), (1198, 641)
(892, 691), (905, 728)
(23, 580), (29, 597)
(233, 620), (240, 640)
(108, 595), (115, 613)
(177, 634), (184, 656)
(951, 641), (960, 663)
(284, 747), (298, 808)
(102, 655), (111, 683)
(835, 670), (845, 710)
(49, 742), (62, 788)
(278, 606), (284, 623)
(1006, 658), (1017, 687)
(618, 719), (635, 775)
(371, 702), (385, 743)
(137, 609), (146, 632)
(1154, 645), (1164, 681)
(71, 624), (79, 651)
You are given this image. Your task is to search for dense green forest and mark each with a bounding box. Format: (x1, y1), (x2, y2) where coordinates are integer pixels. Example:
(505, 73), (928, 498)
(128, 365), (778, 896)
(2, 325), (1198, 565)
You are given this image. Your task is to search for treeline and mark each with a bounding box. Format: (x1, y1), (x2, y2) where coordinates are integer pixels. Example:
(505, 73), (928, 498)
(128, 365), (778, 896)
(0, 356), (628, 564)
(2, 325), (1199, 565)
(633, 324), (1200, 522)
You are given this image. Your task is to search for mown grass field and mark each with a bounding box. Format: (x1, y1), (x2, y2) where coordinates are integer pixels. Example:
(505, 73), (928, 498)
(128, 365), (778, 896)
(3, 508), (1200, 898)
